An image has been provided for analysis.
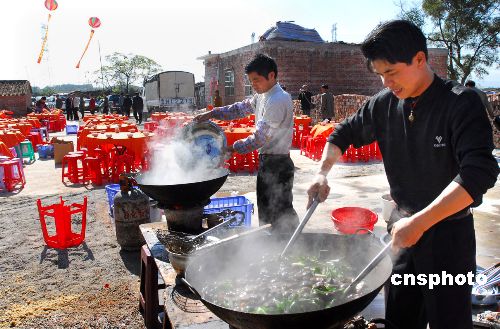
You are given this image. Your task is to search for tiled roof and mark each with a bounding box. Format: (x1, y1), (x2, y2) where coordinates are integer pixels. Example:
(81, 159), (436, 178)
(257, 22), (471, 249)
(0, 80), (32, 96)
(261, 21), (324, 43)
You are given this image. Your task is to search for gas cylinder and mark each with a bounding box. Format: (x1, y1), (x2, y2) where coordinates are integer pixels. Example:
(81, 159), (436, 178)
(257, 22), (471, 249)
(113, 174), (150, 250)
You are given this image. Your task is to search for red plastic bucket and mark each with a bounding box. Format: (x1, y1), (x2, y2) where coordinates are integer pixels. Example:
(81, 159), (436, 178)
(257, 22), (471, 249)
(331, 207), (378, 234)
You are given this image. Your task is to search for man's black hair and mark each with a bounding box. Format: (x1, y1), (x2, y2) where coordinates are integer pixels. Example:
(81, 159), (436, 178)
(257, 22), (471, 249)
(245, 54), (278, 80)
(41, 96), (46, 100)
(361, 20), (428, 71)
(465, 80), (476, 87)
(321, 84), (329, 89)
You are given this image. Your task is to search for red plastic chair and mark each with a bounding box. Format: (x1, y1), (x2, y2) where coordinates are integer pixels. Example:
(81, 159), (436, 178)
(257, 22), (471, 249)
(37, 197), (87, 249)
(83, 157), (106, 185)
(61, 154), (86, 184)
(0, 159), (25, 192)
(28, 132), (44, 152)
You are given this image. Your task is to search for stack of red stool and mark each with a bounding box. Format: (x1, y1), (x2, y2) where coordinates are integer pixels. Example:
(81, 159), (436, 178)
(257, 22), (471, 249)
(61, 153), (86, 184)
(37, 197), (87, 249)
(83, 157), (107, 185)
(293, 124), (311, 148)
(0, 158), (25, 192)
(28, 132), (44, 152)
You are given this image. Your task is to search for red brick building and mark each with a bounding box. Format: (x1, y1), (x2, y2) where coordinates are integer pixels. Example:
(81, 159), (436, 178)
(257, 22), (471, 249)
(200, 41), (448, 106)
(0, 80), (32, 117)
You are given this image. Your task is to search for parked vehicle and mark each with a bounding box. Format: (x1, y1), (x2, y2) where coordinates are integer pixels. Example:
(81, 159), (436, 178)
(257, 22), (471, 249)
(143, 71), (196, 112)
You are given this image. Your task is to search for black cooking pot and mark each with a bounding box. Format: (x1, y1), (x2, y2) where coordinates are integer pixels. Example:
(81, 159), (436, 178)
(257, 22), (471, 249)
(134, 169), (229, 208)
(183, 233), (393, 329)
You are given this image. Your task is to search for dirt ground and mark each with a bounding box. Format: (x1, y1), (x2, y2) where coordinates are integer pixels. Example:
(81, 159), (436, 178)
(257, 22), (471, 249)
(0, 127), (498, 329)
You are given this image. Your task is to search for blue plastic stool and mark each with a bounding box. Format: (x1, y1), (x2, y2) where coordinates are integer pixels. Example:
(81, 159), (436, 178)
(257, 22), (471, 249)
(66, 124), (78, 135)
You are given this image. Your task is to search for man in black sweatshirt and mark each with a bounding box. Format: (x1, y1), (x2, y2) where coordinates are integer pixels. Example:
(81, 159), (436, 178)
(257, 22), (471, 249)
(307, 20), (498, 329)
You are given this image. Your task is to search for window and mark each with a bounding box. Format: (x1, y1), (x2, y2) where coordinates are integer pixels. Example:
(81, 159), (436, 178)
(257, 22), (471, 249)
(224, 70), (234, 96)
(244, 74), (253, 97)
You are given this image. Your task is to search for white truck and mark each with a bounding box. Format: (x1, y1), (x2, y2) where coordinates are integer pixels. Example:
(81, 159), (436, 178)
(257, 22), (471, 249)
(143, 71), (196, 112)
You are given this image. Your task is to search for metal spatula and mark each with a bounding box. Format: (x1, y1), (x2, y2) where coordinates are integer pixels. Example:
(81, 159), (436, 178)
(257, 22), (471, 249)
(280, 199), (319, 258)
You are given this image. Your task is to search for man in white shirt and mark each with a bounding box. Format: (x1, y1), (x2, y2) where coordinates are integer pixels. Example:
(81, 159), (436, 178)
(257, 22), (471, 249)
(195, 54), (299, 232)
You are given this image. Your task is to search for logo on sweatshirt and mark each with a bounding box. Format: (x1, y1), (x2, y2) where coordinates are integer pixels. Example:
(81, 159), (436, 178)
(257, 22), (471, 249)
(434, 136), (446, 148)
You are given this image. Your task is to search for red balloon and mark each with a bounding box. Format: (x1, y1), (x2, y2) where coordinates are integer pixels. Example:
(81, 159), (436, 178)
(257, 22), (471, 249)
(44, 0), (58, 11)
(88, 17), (101, 29)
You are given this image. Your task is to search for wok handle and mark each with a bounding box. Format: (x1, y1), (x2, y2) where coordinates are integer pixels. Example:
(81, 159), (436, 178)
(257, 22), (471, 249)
(370, 318), (399, 329)
(180, 277), (202, 300)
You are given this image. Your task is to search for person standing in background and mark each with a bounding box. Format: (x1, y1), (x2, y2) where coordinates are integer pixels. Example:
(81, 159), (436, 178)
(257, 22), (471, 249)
(319, 84), (334, 121)
(213, 90), (222, 107)
(118, 93), (124, 115)
(102, 97), (109, 114)
(55, 95), (63, 110)
(89, 97), (96, 115)
(298, 84), (313, 116)
(65, 95), (73, 120)
(464, 80), (498, 130)
(79, 95), (85, 119)
(73, 95), (80, 121)
(132, 92), (144, 124)
(123, 94), (132, 118)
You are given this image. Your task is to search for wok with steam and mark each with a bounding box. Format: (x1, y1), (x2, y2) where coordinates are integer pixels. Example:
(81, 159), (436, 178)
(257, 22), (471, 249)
(134, 121), (229, 207)
(135, 169), (229, 208)
(183, 233), (393, 329)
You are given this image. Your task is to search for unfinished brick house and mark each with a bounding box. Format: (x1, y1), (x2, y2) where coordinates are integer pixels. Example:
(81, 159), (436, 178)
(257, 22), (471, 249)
(199, 22), (448, 106)
(0, 80), (33, 117)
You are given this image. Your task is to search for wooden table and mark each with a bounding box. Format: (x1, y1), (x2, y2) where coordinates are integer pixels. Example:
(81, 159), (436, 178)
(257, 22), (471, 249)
(140, 222), (228, 328)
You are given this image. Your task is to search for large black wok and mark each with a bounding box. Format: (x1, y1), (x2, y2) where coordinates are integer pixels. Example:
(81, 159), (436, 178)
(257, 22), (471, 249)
(183, 233), (392, 329)
(135, 169), (229, 207)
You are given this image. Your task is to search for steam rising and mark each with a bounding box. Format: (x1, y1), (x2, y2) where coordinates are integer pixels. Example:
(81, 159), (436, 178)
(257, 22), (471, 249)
(140, 125), (227, 185)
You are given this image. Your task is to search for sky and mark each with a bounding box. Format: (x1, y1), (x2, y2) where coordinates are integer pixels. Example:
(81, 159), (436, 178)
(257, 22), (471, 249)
(2, 0), (499, 89)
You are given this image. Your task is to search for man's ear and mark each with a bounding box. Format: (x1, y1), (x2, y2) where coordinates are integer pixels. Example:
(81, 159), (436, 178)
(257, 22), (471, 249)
(267, 71), (276, 81)
(414, 51), (427, 66)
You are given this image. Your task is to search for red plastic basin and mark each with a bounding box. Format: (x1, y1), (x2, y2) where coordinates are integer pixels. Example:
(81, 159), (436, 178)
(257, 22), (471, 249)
(331, 207), (378, 234)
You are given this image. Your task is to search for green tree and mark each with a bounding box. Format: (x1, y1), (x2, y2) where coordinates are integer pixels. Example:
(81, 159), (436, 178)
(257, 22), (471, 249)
(398, 0), (499, 84)
(94, 52), (162, 93)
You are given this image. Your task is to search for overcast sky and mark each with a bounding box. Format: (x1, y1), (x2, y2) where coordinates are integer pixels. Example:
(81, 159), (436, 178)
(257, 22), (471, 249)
(2, 0), (499, 89)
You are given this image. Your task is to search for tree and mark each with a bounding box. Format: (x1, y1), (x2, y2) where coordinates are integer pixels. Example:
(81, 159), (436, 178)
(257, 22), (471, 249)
(94, 52), (162, 93)
(398, 0), (499, 84)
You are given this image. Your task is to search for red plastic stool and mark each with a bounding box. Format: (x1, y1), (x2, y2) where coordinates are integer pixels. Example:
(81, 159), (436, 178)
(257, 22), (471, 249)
(312, 136), (327, 161)
(62, 154), (86, 184)
(110, 154), (135, 183)
(84, 157), (106, 185)
(0, 158), (25, 192)
(37, 197), (87, 249)
(29, 132), (44, 152)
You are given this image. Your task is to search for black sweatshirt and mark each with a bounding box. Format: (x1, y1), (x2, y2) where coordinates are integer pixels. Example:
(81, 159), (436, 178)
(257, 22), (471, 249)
(328, 75), (499, 214)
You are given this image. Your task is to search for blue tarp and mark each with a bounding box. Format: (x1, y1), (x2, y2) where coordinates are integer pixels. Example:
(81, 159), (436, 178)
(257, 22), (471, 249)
(260, 21), (324, 43)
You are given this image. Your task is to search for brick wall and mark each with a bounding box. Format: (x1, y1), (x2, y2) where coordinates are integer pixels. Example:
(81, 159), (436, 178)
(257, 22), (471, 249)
(0, 95), (31, 117)
(203, 41), (448, 106)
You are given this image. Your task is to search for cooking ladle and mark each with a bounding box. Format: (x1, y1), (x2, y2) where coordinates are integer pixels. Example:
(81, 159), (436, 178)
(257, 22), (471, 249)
(280, 199), (319, 258)
(343, 235), (392, 294)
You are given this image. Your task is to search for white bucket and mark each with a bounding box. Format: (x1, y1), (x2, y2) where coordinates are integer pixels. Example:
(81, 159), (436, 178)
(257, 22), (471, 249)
(381, 193), (396, 223)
